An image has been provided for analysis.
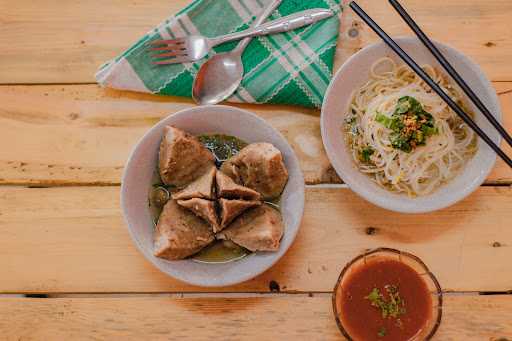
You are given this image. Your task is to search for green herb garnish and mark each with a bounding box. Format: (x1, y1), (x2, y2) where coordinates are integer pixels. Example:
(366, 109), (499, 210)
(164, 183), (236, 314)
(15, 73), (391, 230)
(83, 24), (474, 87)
(360, 146), (375, 163)
(366, 287), (381, 303)
(198, 134), (247, 161)
(395, 96), (422, 114)
(375, 96), (438, 153)
(375, 112), (393, 129)
(377, 327), (387, 338)
(365, 285), (406, 319)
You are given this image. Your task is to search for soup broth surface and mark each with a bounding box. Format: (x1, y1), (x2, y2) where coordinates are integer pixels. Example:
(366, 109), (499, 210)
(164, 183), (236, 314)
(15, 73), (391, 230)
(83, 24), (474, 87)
(337, 258), (433, 341)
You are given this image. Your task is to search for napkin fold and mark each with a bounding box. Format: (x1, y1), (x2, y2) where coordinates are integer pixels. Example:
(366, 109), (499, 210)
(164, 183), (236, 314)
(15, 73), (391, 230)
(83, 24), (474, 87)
(96, 0), (341, 108)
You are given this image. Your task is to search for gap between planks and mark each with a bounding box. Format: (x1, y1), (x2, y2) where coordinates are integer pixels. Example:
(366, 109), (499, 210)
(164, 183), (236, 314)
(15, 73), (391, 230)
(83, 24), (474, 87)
(12, 290), (512, 298)
(3, 291), (509, 298)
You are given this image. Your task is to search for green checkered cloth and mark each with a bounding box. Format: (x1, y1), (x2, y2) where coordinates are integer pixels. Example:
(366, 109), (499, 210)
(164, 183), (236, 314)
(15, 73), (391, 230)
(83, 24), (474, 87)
(96, 0), (341, 108)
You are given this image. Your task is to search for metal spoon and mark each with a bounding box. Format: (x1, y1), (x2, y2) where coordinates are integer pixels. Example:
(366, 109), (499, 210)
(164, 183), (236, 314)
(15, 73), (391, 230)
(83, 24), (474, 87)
(192, 0), (282, 105)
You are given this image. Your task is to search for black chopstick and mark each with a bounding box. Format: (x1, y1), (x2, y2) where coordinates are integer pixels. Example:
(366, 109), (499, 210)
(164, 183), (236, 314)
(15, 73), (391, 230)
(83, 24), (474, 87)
(349, 1), (512, 169)
(388, 0), (512, 149)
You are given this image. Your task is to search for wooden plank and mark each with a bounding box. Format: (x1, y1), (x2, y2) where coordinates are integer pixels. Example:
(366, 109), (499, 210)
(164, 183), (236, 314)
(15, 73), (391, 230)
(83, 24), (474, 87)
(489, 83), (512, 184)
(1, 83), (511, 186)
(1, 0), (512, 83)
(0, 295), (510, 340)
(0, 0), (178, 84)
(0, 186), (510, 294)
(0, 85), (333, 186)
(336, 0), (512, 82)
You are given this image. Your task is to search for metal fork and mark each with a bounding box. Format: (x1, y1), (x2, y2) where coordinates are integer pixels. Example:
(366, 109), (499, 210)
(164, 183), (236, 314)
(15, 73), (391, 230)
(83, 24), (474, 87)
(148, 8), (333, 65)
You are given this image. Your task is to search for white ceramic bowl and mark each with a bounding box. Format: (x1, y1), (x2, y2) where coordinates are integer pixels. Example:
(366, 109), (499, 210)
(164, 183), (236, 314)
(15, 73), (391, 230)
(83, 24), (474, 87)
(121, 105), (305, 287)
(321, 37), (502, 213)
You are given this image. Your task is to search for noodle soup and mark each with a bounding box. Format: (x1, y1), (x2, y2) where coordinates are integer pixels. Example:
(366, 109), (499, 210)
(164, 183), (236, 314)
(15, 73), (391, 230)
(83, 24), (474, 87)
(343, 58), (478, 197)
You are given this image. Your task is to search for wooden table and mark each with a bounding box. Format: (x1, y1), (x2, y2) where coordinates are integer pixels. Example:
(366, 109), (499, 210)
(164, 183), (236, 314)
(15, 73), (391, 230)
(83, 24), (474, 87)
(1, 0), (511, 339)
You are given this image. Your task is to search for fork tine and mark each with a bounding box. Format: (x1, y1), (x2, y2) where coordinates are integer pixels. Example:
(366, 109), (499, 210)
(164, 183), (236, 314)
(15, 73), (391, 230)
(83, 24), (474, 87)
(148, 39), (185, 46)
(149, 45), (186, 52)
(152, 56), (192, 65)
(152, 50), (188, 59)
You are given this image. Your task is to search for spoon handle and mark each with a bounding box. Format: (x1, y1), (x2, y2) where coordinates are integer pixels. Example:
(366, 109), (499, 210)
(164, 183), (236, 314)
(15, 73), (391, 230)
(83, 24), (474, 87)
(235, 0), (282, 53)
(211, 9), (334, 47)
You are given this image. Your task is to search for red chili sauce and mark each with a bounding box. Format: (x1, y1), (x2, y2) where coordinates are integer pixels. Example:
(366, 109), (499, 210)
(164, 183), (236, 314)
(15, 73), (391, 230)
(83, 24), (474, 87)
(336, 258), (432, 341)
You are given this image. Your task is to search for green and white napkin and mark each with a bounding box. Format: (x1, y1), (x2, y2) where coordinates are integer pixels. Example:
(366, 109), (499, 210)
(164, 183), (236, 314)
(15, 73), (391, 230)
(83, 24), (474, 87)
(96, 0), (341, 108)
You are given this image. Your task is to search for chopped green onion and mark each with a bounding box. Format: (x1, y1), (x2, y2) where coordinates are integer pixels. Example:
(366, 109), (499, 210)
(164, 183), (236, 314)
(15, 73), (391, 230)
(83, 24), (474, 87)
(376, 113), (393, 128)
(360, 146), (375, 163)
(375, 96), (438, 152)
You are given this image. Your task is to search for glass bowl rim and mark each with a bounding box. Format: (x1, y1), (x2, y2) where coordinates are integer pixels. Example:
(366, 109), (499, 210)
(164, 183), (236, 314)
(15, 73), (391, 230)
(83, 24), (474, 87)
(331, 247), (443, 340)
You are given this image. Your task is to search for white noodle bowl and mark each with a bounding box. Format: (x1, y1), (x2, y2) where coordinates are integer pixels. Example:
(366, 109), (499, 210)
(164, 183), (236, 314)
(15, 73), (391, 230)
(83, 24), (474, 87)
(345, 58), (477, 197)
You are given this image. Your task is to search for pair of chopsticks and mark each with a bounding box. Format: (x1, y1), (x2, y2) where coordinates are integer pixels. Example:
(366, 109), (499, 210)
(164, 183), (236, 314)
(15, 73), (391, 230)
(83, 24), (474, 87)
(349, 0), (512, 168)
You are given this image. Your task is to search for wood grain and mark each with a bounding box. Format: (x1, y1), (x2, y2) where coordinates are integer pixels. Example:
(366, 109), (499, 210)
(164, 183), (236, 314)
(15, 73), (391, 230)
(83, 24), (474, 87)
(1, 83), (511, 186)
(0, 84), (331, 185)
(0, 186), (510, 294)
(336, 0), (512, 81)
(0, 295), (511, 340)
(0, 1), (511, 83)
(1, 1), (511, 338)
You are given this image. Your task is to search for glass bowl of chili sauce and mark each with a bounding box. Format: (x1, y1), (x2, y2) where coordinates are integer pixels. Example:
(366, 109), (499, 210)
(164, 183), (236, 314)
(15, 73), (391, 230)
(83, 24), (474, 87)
(332, 248), (442, 341)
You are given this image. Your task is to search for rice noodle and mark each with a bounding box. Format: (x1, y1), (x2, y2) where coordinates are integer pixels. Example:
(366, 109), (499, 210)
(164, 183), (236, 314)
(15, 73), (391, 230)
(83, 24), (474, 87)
(344, 58), (477, 197)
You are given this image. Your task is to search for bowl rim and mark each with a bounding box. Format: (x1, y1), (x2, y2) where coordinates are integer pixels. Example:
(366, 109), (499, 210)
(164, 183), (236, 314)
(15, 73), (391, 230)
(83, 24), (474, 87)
(120, 104), (305, 287)
(331, 247), (443, 340)
(320, 36), (501, 213)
